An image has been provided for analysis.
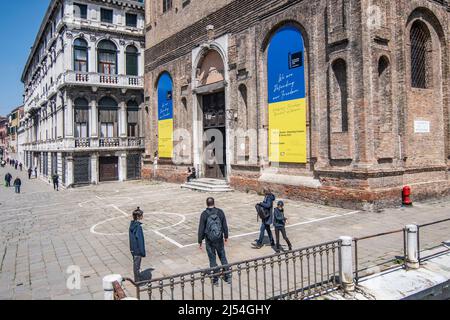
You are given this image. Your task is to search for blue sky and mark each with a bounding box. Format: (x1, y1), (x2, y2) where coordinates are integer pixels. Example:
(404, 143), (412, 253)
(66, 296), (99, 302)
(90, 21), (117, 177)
(0, 0), (50, 116)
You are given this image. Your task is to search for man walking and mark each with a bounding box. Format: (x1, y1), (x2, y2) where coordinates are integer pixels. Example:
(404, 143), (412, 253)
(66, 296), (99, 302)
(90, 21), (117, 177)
(129, 207), (146, 282)
(28, 168), (32, 180)
(52, 173), (59, 191)
(198, 197), (231, 285)
(4, 172), (12, 187)
(34, 167), (38, 179)
(13, 177), (22, 194)
(253, 188), (276, 249)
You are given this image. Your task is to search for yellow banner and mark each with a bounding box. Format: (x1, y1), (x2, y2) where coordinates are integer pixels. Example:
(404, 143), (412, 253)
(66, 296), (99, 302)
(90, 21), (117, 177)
(269, 98), (307, 163)
(158, 119), (173, 158)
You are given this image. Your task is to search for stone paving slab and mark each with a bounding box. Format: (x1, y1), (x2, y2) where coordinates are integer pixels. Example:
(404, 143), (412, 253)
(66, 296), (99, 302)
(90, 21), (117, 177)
(1, 165), (450, 300)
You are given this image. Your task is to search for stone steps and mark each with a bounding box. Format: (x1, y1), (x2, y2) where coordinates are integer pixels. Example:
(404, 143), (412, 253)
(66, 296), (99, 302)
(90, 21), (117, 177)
(181, 178), (234, 193)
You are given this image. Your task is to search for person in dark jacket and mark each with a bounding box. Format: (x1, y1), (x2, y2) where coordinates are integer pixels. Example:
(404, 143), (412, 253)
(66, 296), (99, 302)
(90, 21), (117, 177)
(198, 197), (231, 285)
(28, 168), (32, 180)
(187, 167), (196, 182)
(52, 173), (59, 191)
(253, 188), (276, 249)
(13, 177), (21, 194)
(4, 172), (12, 187)
(274, 201), (292, 253)
(129, 207), (146, 282)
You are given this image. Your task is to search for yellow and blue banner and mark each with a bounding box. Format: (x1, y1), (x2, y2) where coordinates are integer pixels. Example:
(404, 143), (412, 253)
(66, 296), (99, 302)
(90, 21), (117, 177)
(268, 26), (307, 163)
(158, 72), (173, 158)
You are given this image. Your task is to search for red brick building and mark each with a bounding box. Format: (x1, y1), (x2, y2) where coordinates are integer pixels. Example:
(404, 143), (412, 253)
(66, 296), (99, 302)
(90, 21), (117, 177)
(142, 0), (450, 209)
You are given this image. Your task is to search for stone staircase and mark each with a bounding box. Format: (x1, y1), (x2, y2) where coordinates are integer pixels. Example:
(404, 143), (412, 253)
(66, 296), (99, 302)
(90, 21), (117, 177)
(181, 178), (234, 193)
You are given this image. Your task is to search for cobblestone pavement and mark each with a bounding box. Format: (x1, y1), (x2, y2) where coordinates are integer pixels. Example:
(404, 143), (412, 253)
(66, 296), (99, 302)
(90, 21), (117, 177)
(1, 164), (449, 300)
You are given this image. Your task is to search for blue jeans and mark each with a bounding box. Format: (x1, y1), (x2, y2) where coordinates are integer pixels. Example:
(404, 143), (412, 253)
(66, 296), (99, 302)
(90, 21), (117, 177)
(15, 186), (20, 194)
(257, 223), (274, 245)
(205, 240), (230, 282)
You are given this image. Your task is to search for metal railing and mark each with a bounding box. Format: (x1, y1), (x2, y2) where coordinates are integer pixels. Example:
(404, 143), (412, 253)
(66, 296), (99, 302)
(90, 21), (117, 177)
(124, 240), (342, 300)
(353, 229), (407, 285)
(99, 138), (120, 147)
(75, 138), (90, 148)
(417, 217), (450, 263)
(127, 137), (144, 147)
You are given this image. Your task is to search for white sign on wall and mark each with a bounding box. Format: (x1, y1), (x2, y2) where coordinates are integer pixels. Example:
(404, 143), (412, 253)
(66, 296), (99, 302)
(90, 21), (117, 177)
(414, 120), (430, 133)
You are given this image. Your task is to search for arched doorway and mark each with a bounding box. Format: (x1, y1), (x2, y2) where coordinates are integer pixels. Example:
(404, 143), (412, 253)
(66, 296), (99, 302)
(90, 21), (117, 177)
(267, 25), (307, 164)
(195, 49), (227, 179)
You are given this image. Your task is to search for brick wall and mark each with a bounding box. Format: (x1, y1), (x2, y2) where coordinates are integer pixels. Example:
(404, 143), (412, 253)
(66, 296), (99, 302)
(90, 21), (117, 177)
(142, 0), (450, 209)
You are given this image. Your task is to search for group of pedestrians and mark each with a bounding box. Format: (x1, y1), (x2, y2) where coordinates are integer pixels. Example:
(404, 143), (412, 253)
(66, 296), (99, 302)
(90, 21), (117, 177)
(5, 158), (23, 171)
(253, 188), (292, 252)
(4, 172), (21, 194)
(128, 190), (292, 286)
(3, 157), (23, 194)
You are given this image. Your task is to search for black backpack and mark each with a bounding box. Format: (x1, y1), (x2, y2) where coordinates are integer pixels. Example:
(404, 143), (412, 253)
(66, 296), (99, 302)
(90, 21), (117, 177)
(205, 210), (223, 242)
(256, 203), (271, 221)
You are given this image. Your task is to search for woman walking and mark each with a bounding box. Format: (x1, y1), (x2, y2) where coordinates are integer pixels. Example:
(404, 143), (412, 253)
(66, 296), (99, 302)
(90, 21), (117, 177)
(274, 201), (292, 253)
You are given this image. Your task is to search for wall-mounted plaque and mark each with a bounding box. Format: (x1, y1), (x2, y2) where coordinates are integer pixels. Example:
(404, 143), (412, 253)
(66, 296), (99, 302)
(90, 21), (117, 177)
(414, 120), (430, 133)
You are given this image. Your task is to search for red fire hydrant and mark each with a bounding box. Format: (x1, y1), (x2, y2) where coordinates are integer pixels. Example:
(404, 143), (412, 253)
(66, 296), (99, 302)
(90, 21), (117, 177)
(402, 186), (412, 206)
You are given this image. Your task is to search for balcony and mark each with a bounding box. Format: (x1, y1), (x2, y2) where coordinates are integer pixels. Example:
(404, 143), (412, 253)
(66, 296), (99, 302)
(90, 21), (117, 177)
(99, 138), (120, 148)
(64, 71), (143, 89)
(75, 138), (90, 148)
(22, 137), (144, 152)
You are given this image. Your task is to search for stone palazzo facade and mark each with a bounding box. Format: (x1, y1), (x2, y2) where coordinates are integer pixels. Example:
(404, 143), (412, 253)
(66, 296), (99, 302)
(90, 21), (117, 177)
(143, 0), (450, 209)
(21, 0), (145, 187)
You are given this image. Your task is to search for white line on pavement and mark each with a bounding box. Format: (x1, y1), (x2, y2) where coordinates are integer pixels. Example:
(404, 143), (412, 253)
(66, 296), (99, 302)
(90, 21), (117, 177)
(181, 210), (361, 248)
(153, 230), (184, 248)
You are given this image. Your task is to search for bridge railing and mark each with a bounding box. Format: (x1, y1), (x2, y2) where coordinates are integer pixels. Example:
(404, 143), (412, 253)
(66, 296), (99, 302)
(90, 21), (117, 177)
(123, 240), (342, 300)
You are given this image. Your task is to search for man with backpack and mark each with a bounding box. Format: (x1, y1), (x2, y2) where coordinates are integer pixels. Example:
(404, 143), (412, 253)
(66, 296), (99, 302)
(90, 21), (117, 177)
(198, 197), (231, 286)
(253, 188), (276, 249)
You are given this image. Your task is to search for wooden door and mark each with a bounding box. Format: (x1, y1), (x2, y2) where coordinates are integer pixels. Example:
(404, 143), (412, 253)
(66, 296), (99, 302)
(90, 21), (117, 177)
(99, 157), (118, 182)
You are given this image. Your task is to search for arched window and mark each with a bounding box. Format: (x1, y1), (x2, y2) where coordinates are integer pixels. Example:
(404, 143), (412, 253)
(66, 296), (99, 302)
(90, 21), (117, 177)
(378, 56), (392, 130)
(74, 38), (88, 72)
(238, 84), (248, 130)
(127, 100), (139, 137)
(74, 98), (89, 138)
(98, 97), (118, 138)
(126, 45), (139, 76)
(331, 59), (349, 132)
(267, 25), (307, 164)
(410, 21), (432, 89)
(157, 72), (174, 158)
(97, 40), (117, 75)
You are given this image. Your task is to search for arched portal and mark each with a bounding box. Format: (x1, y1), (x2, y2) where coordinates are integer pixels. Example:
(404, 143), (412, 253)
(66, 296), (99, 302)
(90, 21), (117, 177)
(195, 49), (227, 179)
(267, 25), (307, 164)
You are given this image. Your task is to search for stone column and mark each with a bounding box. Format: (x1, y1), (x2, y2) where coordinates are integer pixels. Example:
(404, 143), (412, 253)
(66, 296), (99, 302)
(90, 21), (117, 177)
(65, 96), (74, 138)
(118, 45), (125, 75)
(66, 156), (74, 187)
(118, 152), (127, 182)
(91, 153), (99, 184)
(119, 101), (127, 138)
(48, 152), (52, 176)
(339, 236), (355, 292)
(102, 274), (123, 300)
(57, 152), (63, 178)
(90, 98), (98, 138)
(406, 225), (419, 269)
